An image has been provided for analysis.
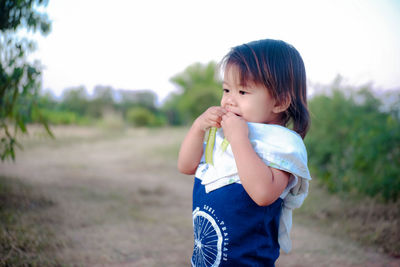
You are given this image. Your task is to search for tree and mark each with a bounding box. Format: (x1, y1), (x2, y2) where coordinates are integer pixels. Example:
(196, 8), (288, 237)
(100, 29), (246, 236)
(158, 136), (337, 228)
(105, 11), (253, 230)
(163, 62), (222, 125)
(0, 0), (52, 160)
(61, 86), (89, 115)
(87, 85), (115, 118)
(116, 89), (157, 114)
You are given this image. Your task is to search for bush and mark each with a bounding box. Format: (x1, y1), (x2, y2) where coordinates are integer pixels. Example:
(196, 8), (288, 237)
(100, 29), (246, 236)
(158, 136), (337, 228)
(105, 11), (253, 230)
(126, 107), (157, 127)
(305, 86), (400, 202)
(32, 108), (93, 125)
(33, 109), (77, 125)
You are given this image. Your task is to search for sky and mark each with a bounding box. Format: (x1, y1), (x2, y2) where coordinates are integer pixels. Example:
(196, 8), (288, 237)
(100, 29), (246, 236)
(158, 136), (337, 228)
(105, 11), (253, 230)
(31, 0), (400, 103)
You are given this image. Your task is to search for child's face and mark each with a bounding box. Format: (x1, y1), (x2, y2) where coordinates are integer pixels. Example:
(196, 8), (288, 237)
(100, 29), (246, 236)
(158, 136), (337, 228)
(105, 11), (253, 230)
(221, 65), (283, 124)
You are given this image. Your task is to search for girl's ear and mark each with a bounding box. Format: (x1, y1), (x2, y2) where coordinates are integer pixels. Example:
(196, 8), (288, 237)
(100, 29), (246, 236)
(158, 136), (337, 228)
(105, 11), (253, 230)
(272, 95), (291, 113)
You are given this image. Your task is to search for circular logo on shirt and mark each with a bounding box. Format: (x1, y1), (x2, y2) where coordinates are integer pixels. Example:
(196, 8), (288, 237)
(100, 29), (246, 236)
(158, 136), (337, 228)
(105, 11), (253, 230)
(192, 207), (223, 267)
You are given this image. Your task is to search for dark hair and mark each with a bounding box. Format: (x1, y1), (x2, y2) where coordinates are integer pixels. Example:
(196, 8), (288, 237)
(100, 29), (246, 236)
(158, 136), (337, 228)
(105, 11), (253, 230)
(221, 39), (310, 138)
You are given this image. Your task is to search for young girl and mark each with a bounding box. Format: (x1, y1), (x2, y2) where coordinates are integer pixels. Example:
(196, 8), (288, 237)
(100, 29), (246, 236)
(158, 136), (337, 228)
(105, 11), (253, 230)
(178, 39), (311, 266)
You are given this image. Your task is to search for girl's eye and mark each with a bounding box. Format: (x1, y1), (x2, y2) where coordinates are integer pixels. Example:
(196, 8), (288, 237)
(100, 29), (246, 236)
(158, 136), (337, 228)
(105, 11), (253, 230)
(223, 88), (229, 93)
(239, 90), (247, 95)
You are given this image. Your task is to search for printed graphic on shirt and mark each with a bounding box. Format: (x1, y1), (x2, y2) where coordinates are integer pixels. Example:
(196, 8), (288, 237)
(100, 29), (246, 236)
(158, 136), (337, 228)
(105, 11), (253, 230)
(192, 205), (229, 266)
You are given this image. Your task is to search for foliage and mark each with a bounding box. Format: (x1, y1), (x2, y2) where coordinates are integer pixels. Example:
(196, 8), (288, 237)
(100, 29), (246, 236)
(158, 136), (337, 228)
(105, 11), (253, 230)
(126, 106), (157, 127)
(115, 89), (158, 122)
(60, 86), (90, 116)
(33, 108), (92, 125)
(117, 89), (157, 111)
(163, 62), (222, 125)
(35, 89), (58, 111)
(0, 0), (52, 161)
(88, 85), (115, 118)
(305, 81), (400, 202)
(31, 86), (166, 128)
(33, 86), (164, 127)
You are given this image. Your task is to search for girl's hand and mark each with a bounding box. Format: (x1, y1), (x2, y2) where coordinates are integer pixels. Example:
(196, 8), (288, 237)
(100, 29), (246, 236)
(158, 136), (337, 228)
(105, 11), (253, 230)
(194, 106), (227, 132)
(178, 106), (226, 175)
(221, 112), (249, 143)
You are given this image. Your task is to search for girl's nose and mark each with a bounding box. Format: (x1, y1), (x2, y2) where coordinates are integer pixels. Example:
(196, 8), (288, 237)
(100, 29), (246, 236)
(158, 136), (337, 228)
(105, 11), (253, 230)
(225, 95), (236, 106)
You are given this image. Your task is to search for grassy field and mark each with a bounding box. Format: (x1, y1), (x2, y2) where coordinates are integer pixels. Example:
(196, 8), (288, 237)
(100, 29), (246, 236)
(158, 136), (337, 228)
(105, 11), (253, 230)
(0, 125), (399, 266)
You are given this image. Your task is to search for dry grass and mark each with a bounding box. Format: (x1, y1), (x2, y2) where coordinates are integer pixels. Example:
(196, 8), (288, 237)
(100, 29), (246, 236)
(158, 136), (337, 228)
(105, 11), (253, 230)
(0, 176), (64, 266)
(296, 182), (400, 257)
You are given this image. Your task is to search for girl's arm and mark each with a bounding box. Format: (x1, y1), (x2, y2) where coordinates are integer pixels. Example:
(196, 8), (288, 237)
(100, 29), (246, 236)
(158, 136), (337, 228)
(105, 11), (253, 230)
(178, 106), (226, 175)
(221, 112), (289, 206)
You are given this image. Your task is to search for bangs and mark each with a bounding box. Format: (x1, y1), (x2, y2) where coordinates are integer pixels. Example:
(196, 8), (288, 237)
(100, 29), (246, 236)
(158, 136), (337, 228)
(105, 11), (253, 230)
(222, 55), (267, 90)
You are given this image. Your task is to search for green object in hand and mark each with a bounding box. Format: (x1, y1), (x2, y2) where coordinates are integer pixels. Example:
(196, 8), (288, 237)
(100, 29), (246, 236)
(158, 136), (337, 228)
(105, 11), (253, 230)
(221, 138), (229, 153)
(205, 127), (229, 165)
(205, 127), (217, 165)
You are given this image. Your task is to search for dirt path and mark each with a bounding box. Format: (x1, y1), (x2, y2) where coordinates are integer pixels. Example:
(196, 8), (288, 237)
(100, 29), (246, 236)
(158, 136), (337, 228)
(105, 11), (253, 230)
(1, 126), (398, 266)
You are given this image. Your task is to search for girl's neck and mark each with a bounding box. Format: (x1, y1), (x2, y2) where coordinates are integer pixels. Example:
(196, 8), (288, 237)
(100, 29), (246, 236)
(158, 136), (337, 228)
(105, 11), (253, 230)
(263, 116), (286, 127)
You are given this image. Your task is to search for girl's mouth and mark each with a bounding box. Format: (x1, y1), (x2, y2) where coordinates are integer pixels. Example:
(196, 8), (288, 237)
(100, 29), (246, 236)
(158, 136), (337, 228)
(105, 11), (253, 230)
(224, 107), (241, 117)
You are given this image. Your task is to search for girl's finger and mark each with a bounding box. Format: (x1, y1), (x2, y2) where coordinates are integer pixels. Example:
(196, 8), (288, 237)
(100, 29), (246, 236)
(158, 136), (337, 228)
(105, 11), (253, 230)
(218, 107), (227, 115)
(210, 114), (221, 122)
(222, 112), (232, 121)
(212, 110), (225, 119)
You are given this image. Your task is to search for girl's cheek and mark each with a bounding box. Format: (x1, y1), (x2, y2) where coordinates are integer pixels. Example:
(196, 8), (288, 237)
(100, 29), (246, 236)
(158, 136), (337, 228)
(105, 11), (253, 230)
(220, 97), (226, 107)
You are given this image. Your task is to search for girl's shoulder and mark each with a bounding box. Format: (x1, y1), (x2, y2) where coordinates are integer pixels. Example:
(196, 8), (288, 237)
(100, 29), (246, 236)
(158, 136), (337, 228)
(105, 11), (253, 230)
(247, 123), (311, 180)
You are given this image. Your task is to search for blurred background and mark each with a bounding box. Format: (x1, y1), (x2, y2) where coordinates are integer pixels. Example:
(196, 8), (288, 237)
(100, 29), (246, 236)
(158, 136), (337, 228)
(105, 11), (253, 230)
(1, 0), (399, 266)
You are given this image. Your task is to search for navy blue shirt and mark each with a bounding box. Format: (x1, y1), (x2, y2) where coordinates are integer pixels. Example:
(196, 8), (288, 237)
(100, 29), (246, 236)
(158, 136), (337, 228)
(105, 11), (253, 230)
(192, 177), (283, 267)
